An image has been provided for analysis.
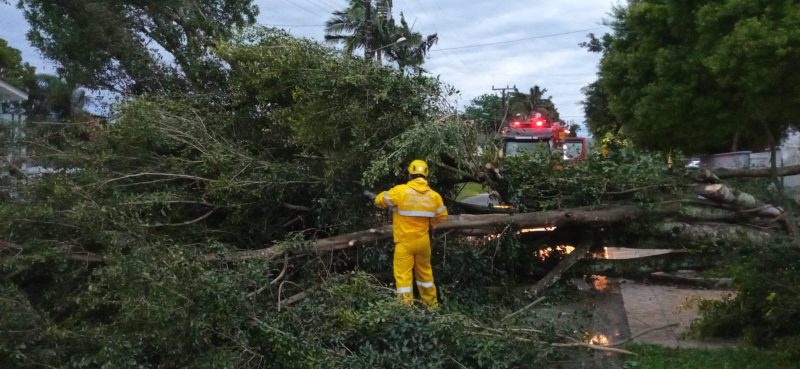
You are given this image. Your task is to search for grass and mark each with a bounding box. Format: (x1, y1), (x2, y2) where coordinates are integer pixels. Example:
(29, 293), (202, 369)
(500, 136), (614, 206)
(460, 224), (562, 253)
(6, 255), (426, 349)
(623, 344), (798, 369)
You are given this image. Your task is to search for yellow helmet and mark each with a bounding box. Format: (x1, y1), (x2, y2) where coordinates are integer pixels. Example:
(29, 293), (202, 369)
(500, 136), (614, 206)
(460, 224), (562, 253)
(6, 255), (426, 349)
(407, 159), (429, 177)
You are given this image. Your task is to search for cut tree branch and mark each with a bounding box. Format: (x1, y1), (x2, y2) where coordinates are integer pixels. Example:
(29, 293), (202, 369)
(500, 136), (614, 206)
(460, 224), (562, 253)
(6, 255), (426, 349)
(528, 234), (592, 297)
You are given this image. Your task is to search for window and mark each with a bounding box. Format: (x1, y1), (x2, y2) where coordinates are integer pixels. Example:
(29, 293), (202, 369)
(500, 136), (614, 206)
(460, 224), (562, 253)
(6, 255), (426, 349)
(563, 141), (584, 160)
(504, 140), (551, 157)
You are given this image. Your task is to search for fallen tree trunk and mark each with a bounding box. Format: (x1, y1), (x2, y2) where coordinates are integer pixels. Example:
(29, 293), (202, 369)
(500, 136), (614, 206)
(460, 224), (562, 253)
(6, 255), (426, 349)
(650, 221), (776, 246)
(693, 184), (782, 217)
(221, 202), (783, 262)
(713, 164), (800, 179)
(575, 250), (720, 278)
(223, 205), (650, 261)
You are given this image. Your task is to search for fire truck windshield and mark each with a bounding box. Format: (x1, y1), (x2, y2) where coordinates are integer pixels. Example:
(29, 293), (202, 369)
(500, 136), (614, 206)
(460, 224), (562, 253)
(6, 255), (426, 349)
(504, 140), (550, 157)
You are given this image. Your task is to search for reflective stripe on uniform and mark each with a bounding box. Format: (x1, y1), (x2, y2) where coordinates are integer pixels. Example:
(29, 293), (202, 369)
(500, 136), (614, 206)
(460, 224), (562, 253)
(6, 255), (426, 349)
(396, 286), (413, 293)
(436, 206), (446, 214)
(416, 280), (434, 288)
(384, 192), (394, 206)
(397, 209), (436, 217)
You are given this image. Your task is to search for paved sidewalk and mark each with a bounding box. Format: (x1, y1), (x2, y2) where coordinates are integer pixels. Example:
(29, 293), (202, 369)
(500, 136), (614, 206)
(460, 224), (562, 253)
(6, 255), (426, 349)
(619, 280), (735, 348)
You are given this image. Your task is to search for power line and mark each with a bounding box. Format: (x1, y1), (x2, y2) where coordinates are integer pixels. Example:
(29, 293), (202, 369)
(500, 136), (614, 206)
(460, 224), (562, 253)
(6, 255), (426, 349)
(280, 0), (326, 18)
(306, 0), (336, 14)
(430, 27), (604, 52)
(263, 24), (326, 27)
(317, 0), (344, 11)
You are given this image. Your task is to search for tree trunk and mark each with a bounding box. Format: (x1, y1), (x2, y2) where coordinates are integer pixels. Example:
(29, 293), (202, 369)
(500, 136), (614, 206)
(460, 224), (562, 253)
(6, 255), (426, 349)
(363, 0), (373, 60)
(709, 164), (800, 179)
(576, 250), (720, 277)
(529, 233), (592, 296)
(218, 202), (782, 262)
(731, 129), (741, 152)
(648, 221), (776, 246)
(692, 183), (783, 217)
(220, 206), (649, 261)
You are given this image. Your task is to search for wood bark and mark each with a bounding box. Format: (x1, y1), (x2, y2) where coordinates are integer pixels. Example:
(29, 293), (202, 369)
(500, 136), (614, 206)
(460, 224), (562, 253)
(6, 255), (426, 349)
(650, 221), (776, 246)
(692, 184), (782, 217)
(575, 250), (721, 277)
(710, 164), (800, 179)
(528, 234), (592, 297)
(220, 198), (783, 263)
(222, 206), (649, 261)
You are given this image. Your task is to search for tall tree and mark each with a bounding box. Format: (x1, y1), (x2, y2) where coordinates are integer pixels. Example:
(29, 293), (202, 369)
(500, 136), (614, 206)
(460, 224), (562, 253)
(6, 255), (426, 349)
(581, 80), (620, 137)
(507, 85), (560, 122)
(463, 93), (503, 133)
(324, 0), (392, 59)
(324, 0), (437, 72)
(0, 38), (35, 90)
(592, 0), (800, 154)
(25, 74), (86, 120)
(383, 13), (438, 75)
(16, 0), (258, 95)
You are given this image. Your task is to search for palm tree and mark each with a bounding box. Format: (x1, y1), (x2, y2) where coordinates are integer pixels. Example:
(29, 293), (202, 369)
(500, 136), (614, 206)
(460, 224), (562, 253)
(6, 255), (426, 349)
(324, 0), (394, 62)
(325, 1), (437, 72)
(383, 13), (438, 75)
(324, 2), (368, 57)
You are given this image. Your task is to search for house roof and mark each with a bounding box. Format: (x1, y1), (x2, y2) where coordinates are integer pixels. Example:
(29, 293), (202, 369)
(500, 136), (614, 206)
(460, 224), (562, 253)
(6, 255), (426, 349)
(0, 78), (29, 102)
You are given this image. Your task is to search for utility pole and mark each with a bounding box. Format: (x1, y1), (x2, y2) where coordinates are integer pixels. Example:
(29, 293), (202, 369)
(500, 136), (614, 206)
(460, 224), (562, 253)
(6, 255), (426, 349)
(492, 84), (518, 108)
(363, 0), (373, 61)
(492, 85), (517, 131)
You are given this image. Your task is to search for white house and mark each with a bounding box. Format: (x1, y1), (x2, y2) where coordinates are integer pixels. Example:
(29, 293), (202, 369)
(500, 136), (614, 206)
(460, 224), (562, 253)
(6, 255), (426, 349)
(0, 77), (29, 116)
(700, 129), (800, 196)
(0, 77), (29, 177)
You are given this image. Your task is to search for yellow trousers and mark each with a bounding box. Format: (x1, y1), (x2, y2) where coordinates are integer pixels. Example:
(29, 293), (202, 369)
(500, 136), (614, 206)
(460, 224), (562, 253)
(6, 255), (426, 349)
(393, 236), (438, 308)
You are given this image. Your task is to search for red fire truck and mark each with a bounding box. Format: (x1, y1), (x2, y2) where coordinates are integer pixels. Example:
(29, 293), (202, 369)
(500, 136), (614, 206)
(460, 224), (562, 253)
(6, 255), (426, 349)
(499, 113), (588, 161)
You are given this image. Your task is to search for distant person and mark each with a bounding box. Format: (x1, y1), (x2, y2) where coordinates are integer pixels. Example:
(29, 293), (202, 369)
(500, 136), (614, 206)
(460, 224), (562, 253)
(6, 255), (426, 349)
(371, 160), (447, 308)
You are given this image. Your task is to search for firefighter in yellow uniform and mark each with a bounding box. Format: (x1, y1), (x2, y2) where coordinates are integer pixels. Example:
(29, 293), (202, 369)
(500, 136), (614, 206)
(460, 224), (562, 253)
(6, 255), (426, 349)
(374, 160), (447, 307)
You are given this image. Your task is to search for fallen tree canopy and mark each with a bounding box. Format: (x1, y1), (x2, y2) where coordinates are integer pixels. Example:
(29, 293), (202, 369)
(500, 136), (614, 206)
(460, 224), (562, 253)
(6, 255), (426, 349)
(3, 29), (800, 369)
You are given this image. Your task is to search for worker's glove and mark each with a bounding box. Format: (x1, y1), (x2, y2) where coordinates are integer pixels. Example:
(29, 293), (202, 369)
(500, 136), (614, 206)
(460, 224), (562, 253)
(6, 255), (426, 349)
(362, 190), (377, 200)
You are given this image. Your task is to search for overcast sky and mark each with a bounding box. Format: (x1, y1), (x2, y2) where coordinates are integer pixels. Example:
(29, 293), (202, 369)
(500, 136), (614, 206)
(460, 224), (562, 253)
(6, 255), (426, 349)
(0, 0), (616, 123)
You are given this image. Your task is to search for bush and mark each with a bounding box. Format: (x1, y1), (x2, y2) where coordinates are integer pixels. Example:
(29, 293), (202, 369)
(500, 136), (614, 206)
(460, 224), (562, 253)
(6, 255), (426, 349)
(692, 242), (800, 359)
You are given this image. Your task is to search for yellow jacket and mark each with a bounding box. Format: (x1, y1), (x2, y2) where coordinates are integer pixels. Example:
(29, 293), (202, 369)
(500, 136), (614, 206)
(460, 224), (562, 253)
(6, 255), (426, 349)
(375, 178), (448, 243)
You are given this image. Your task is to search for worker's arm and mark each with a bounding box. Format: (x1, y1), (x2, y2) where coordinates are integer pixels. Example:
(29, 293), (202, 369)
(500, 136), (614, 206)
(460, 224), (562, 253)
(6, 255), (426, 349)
(374, 186), (398, 209)
(431, 194), (448, 227)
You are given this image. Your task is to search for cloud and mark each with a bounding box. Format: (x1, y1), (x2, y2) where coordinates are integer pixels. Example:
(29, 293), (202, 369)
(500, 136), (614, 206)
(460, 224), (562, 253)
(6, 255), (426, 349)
(1, 0), (616, 121)
(0, 3), (58, 74)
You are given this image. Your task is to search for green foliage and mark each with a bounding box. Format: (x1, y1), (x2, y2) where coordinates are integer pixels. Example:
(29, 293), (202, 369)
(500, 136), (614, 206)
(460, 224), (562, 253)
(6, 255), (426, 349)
(383, 13), (440, 75)
(0, 30), (550, 368)
(1, 258), (561, 369)
(464, 93), (504, 134)
(0, 37), (35, 90)
(593, 0), (800, 154)
(691, 242), (800, 358)
(17, 0), (258, 94)
(25, 74), (87, 120)
(362, 116), (479, 189)
(501, 146), (684, 210)
(581, 80), (620, 137)
(623, 344), (793, 369)
(507, 86), (560, 122)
